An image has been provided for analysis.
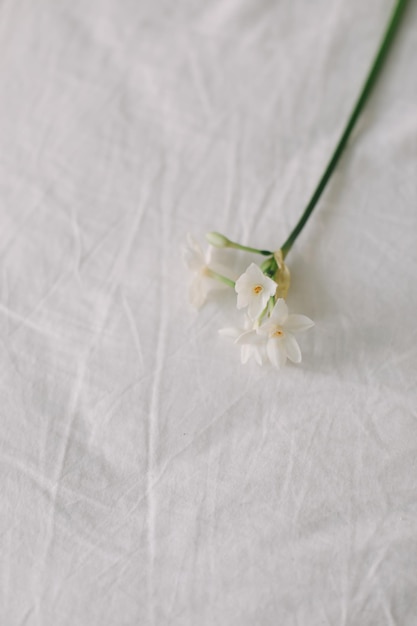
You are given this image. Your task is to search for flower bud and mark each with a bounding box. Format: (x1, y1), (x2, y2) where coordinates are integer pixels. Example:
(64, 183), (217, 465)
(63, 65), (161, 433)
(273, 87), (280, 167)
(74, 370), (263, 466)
(205, 231), (230, 248)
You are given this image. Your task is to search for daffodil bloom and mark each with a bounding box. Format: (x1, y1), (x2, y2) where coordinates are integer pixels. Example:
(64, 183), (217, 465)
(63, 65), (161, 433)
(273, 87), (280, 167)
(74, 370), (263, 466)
(182, 234), (212, 308)
(258, 298), (314, 368)
(219, 316), (265, 365)
(235, 263), (277, 320)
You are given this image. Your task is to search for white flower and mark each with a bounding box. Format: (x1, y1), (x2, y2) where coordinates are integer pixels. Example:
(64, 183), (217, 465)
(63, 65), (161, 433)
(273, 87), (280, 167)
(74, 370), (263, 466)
(235, 263), (277, 320)
(182, 234), (211, 308)
(258, 298), (314, 368)
(219, 316), (265, 365)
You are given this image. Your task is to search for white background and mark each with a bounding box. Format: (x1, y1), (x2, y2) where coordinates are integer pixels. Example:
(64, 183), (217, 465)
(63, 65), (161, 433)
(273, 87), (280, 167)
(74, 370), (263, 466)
(1, 0), (416, 624)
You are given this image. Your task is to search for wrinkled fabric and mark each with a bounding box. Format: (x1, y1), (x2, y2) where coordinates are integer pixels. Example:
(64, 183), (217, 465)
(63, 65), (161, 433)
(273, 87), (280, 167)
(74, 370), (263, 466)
(1, 0), (417, 624)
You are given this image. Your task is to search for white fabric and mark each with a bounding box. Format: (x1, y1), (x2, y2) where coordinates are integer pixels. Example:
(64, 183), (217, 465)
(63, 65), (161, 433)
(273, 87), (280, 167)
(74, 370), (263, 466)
(1, 0), (417, 624)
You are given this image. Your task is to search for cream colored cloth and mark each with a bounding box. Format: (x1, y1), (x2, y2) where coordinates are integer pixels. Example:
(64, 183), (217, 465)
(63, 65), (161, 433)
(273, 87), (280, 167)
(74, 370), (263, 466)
(1, 0), (416, 624)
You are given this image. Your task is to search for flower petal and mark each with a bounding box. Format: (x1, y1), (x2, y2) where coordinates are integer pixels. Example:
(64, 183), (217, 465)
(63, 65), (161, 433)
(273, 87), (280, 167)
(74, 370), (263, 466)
(236, 289), (250, 310)
(267, 337), (287, 368)
(247, 296), (265, 320)
(183, 234), (205, 271)
(235, 272), (252, 291)
(284, 314), (315, 333)
(235, 329), (258, 345)
(257, 319), (274, 336)
(189, 276), (206, 308)
(240, 345), (250, 364)
(270, 298), (288, 325)
(205, 244), (213, 265)
(243, 315), (255, 331)
(253, 347), (263, 366)
(283, 332), (302, 363)
(243, 262), (264, 280)
(218, 327), (241, 339)
(240, 343), (264, 366)
(261, 275), (278, 295)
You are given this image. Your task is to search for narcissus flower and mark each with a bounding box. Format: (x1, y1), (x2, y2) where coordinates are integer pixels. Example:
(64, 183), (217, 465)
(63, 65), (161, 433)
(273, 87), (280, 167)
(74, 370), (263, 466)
(258, 298), (314, 368)
(182, 0), (401, 370)
(235, 263), (277, 320)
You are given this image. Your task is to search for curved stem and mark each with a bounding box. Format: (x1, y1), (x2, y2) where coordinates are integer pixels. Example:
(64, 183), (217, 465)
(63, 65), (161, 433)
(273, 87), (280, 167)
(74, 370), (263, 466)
(280, 0), (408, 259)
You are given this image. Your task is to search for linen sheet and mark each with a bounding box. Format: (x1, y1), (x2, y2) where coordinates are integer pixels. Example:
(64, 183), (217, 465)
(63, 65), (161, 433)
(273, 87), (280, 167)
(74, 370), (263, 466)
(1, 0), (416, 624)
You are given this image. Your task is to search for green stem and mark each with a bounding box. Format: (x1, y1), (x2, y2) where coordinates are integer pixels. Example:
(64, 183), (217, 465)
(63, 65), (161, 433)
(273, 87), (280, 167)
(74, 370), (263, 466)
(257, 296), (275, 325)
(280, 0), (408, 259)
(206, 268), (235, 288)
(228, 241), (273, 256)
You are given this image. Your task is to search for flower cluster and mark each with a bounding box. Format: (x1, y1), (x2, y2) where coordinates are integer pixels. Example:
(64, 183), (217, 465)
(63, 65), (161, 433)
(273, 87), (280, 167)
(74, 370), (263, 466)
(183, 233), (314, 368)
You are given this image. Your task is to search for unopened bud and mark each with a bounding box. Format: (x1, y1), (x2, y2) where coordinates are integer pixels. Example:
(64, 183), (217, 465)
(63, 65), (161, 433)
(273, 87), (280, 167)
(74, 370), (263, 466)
(205, 231), (230, 248)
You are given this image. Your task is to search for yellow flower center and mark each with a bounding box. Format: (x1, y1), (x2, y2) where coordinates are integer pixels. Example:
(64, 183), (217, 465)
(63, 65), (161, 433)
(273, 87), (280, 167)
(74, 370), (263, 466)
(253, 284), (263, 295)
(272, 328), (284, 338)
